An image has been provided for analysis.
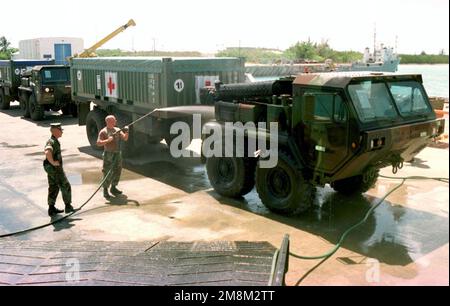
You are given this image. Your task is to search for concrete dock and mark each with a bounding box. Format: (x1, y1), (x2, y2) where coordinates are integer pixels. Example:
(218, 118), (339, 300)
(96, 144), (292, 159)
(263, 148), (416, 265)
(0, 102), (448, 286)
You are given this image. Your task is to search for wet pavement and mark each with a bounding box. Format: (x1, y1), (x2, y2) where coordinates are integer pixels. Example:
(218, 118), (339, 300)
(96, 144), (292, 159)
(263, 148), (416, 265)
(0, 102), (448, 285)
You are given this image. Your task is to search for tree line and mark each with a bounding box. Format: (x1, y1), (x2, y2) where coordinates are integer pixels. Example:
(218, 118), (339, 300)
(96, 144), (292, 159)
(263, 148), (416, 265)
(216, 40), (363, 64)
(217, 40), (449, 64)
(1, 36), (448, 64)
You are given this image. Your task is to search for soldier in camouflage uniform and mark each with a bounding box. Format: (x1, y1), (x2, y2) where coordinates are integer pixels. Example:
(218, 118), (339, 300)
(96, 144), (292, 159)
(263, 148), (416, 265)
(96, 115), (129, 198)
(44, 123), (75, 216)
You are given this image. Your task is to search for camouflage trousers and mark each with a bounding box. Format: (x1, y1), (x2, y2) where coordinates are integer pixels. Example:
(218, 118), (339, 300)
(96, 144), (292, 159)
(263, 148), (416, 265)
(102, 151), (122, 189)
(44, 164), (72, 206)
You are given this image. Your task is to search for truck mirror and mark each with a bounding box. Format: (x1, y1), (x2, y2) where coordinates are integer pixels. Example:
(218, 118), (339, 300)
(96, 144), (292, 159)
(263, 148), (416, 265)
(303, 94), (316, 121)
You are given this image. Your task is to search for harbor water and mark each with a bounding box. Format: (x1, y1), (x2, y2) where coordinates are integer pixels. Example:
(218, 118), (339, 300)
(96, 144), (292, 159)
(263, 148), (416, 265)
(254, 64), (449, 98)
(397, 64), (449, 98)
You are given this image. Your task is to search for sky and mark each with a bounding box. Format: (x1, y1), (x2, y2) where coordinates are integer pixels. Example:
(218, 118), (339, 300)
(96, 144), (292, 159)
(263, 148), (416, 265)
(1, 0), (448, 55)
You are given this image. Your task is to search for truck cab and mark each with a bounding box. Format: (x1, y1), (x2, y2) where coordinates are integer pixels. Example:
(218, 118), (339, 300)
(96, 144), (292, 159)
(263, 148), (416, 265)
(18, 65), (76, 120)
(0, 59), (54, 110)
(203, 72), (445, 215)
(292, 72), (444, 184)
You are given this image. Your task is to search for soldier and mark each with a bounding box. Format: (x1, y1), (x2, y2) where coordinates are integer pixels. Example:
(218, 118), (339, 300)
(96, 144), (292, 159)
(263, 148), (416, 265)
(96, 115), (129, 199)
(44, 123), (75, 216)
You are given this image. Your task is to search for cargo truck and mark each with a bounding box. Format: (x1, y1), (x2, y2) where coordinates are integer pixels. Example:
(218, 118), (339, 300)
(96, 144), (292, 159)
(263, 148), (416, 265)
(0, 59), (54, 110)
(18, 65), (76, 120)
(200, 72), (445, 215)
(72, 57), (245, 155)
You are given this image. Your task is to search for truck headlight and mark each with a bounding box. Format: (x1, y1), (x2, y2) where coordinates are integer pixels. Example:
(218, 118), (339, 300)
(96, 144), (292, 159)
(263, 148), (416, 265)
(45, 88), (50, 93)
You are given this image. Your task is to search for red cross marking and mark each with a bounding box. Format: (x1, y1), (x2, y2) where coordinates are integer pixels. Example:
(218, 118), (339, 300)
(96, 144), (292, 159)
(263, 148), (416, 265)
(107, 77), (116, 95)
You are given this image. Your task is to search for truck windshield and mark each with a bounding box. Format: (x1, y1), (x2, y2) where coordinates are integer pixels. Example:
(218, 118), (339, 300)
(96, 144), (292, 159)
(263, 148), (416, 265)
(348, 81), (397, 122)
(41, 69), (69, 84)
(388, 81), (431, 116)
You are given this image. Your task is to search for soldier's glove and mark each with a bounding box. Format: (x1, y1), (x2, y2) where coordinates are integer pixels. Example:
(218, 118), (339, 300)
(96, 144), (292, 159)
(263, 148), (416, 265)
(122, 126), (129, 133)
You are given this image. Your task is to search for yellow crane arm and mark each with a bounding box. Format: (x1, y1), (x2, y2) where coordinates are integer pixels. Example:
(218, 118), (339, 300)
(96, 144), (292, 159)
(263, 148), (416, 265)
(77, 19), (136, 58)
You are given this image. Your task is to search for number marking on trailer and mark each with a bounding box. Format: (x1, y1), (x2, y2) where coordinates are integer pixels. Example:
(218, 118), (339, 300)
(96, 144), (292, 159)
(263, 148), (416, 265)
(174, 79), (184, 92)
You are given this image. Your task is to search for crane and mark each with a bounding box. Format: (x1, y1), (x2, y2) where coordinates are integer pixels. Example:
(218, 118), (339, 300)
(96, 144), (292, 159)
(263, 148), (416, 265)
(75, 19), (136, 58)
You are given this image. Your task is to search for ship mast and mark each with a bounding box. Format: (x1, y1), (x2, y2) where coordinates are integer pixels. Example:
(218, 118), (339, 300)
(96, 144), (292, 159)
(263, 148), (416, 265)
(373, 23), (377, 56)
(395, 35), (398, 54)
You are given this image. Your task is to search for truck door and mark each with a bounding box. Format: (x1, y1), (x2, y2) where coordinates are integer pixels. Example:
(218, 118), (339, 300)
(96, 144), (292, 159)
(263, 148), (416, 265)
(300, 91), (350, 174)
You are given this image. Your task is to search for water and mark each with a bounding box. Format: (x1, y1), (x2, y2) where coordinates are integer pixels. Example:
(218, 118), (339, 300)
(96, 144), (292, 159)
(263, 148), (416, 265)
(254, 64), (449, 98)
(397, 64), (449, 98)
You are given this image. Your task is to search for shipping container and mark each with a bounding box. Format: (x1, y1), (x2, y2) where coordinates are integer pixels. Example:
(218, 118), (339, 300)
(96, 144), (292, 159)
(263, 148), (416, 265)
(72, 57), (245, 153)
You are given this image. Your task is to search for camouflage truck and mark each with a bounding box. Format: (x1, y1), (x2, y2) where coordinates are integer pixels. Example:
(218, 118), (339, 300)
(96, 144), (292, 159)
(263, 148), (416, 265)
(0, 59), (54, 110)
(201, 72), (445, 215)
(18, 65), (76, 121)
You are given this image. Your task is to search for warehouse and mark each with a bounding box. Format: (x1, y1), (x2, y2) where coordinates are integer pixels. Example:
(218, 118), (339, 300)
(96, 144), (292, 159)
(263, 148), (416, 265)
(17, 37), (84, 65)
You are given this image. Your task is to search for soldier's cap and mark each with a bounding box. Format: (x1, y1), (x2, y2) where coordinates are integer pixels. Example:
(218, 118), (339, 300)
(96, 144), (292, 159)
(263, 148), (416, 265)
(50, 123), (63, 131)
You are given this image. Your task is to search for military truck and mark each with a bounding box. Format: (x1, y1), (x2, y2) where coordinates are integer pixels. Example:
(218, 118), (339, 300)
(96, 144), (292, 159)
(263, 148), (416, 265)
(18, 65), (76, 121)
(0, 59), (54, 110)
(201, 72), (445, 215)
(72, 57), (245, 155)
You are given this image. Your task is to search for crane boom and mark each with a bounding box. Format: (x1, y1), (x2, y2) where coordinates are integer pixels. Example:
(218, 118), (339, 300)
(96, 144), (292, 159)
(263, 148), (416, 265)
(76, 19), (136, 58)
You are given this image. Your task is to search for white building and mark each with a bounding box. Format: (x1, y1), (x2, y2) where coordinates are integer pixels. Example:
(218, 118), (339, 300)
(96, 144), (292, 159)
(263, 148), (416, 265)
(18, 37), (84, 65)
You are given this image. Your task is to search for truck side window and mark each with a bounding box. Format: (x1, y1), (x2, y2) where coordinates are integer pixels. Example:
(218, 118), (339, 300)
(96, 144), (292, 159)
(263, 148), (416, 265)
(304, 92), (346, 123)
(305, 92), (333, 122)
(333, 95), (348, 123)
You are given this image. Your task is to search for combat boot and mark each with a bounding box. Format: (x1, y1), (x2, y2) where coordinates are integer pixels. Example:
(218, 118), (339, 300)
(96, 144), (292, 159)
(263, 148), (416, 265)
(103, 187), (111, 199)
(110, 185), (122, 196)
(65, 204), (75, 214)
(48, 205), (63, 217)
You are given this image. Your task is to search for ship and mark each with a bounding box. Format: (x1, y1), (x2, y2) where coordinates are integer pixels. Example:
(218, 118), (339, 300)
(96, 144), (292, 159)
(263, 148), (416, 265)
(346, 44), (400, 72)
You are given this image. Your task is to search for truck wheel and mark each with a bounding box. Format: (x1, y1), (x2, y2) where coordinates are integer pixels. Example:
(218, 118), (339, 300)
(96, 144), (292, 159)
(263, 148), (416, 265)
(0, 90), (11, 110)
(19, 93), (30, 118)
(206, 157), (256, 198)
(86, 109), (106, 150)
(61, 105), (71, 116)
(256, 151), (315, 215)
(62, 104), (78, 118)
(29, 94), (44, 121)
(70, 104), (78, 118)
(331, 170), (379, 195)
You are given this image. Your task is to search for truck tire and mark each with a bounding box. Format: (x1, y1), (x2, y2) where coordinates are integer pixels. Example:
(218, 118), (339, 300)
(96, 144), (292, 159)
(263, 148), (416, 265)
(61, 105), (71, 116)
(29, 94), (44, 121)
(62, 104), (78, 118)
(331, 170), (379, 195)
(0, 90), (11, 110)
(20, 93), (30, 118)
(206, 157), (256, 198)
(70, 104), (78, 118)
(86, 109), (106, 150)
(256, 151), (315, 215)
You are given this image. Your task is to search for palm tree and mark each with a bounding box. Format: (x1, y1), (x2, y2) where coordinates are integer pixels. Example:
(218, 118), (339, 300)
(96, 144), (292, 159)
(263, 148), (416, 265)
(0, 36), (11, 53)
